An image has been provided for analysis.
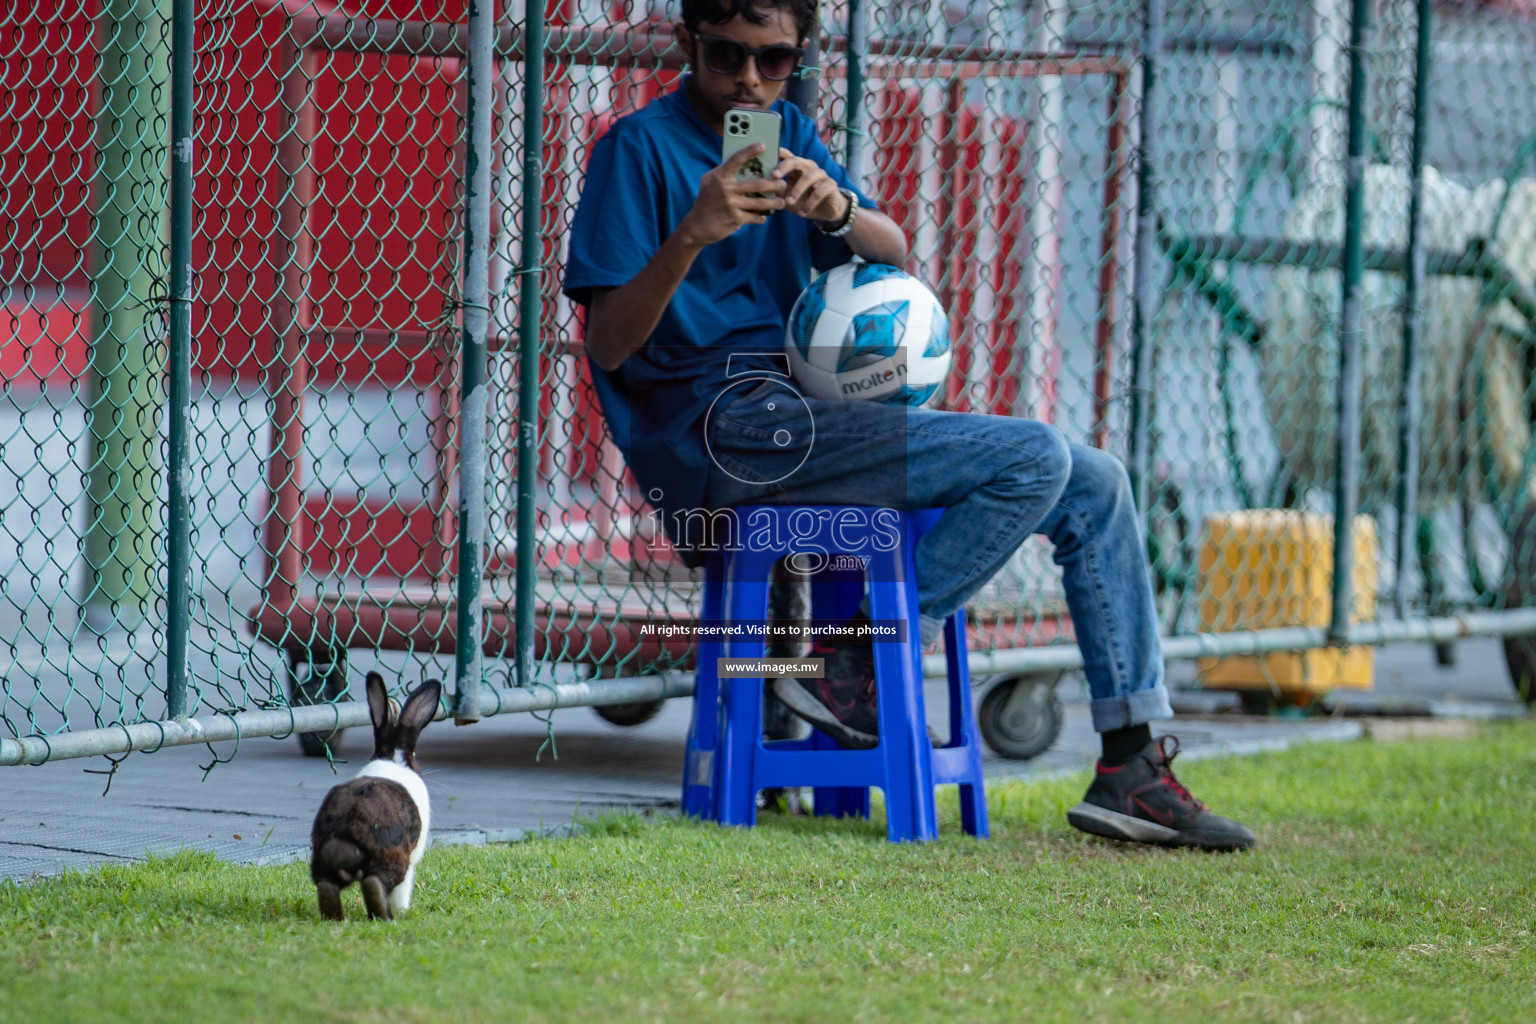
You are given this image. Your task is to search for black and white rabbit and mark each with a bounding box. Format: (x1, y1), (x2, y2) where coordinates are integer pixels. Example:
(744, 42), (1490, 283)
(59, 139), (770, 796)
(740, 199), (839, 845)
(310, 672), (440, 921)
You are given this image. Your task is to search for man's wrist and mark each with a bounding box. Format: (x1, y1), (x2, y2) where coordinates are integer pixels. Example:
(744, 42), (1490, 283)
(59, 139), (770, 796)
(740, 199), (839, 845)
(670, 217), (712, 253)
(817, 191), (854, 225)
(816, 187), (858, 237)
(819, 191), (850, 224)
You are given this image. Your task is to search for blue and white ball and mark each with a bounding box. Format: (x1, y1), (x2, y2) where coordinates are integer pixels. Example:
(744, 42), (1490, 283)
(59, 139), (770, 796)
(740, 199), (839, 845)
(785, 263), (952, 406)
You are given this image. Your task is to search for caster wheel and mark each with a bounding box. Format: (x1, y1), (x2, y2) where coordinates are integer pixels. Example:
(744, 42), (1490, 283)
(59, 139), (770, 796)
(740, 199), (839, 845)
(978, 672), (1064, 760)
(593, 698), (667, 727)
(286, 650), (349, 757)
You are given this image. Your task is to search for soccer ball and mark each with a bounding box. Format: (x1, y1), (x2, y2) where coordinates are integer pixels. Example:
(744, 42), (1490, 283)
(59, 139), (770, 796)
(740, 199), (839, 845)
(784, 263), (952, 406)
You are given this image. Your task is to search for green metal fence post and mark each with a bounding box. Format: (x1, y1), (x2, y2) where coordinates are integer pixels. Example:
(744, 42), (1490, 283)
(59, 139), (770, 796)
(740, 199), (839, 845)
(1393, 0), (1432, 619)
(513, 0), (546, 694)
(165, 0), (194, 719)
(843, 0), (867, 182)
(1331, 0), (1373, 643)
(785, 26), (819, 116)
(453, 0), (497, 722)
(84, 0), (172, 634)
(1127, 0), (1164, 515)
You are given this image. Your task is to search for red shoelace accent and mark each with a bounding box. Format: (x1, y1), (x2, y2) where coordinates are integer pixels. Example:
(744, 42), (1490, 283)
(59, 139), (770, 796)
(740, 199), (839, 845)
(818, 680), (859, 715)
(1155, 736), (1206, 810)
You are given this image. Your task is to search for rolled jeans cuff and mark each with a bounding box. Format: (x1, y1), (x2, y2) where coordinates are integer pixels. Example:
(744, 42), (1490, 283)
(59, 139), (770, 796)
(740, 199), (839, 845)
(1089, 684), (1174, 732)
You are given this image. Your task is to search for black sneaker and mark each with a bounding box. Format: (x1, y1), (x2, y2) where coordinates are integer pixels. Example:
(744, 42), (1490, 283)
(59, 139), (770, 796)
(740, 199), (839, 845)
(1067, 736), (1256, 851)
(772, 637), (879, 750)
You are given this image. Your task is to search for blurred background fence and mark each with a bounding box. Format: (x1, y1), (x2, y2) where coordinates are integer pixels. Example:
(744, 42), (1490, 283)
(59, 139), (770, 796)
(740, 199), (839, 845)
(4, 0), (1536, 767)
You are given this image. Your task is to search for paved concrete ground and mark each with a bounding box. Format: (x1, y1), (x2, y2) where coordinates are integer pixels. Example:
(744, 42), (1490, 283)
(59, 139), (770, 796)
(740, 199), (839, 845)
(1, 639), (1526, 881)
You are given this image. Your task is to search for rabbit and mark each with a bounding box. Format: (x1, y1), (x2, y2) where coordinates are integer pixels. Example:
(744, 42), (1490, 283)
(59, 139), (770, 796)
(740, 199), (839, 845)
(310, 672), (441, 921)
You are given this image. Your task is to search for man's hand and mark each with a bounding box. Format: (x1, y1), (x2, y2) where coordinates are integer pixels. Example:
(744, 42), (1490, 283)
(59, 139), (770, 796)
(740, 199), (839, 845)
(772, 148), (849, 224)
(677, 144), (787, 247)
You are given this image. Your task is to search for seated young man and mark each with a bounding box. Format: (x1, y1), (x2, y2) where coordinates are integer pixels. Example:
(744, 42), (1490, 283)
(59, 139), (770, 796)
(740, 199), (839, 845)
(562, 0), (1254, 850)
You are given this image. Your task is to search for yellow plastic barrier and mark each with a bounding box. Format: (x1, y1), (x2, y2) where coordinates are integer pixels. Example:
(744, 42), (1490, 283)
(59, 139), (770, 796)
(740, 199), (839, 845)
(1196, 510), (1377, 699)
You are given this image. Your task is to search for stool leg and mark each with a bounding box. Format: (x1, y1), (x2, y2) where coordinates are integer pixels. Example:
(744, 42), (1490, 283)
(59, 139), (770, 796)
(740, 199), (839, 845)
(717, 575), (770, 828)
(946, 610), (989, 839)
(957, 784), (988, 839)
(718, 674), (762, 827)
(682, 552), (726, 819)
(868, 551), (938, 843)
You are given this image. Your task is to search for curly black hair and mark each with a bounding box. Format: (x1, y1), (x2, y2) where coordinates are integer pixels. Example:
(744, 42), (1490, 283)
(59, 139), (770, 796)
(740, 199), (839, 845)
(680, 0), (818, 41)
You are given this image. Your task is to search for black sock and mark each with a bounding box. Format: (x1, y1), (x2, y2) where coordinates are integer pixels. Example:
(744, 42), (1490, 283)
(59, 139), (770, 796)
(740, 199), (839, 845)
(1101, 723), (1152, 766)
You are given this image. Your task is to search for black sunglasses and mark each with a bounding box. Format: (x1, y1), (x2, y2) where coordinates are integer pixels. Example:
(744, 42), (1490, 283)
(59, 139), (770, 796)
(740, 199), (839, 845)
(695, 35), (804, 82)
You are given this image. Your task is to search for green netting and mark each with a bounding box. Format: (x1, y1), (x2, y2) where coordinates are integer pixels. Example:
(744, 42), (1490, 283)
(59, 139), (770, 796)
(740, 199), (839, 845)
(5, 0), (1536, 764)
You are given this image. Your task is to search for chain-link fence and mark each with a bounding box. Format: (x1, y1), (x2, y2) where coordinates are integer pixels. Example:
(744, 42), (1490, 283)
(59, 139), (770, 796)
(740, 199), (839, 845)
(5, 0), (1536, 768)
(1135, 0), (1536, 706)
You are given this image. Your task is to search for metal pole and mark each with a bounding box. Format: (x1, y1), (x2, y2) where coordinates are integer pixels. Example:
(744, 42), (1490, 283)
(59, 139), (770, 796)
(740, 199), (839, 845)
(1092, 69), (1129, 450)
(165, 0), (194, 720)
(265, 36), (314, 614)
(843, 0), (867, 182)
(452, 0), (496, 722)
(0, 673), (697, 767)
(785, 27), (820, 116)
(1331, 0), (1372, 643)
(84, 0), (172, 633)
(15, 602), (1536, 766)
(1127, 0), (1164, 514)
(1393, 0), (1432, 618)
(923, 607), (1536, 679)
(514, 0), (546, 696)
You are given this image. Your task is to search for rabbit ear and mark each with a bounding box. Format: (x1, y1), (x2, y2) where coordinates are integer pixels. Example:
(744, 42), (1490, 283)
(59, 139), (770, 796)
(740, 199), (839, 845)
(366, 672), (392, 733)
(395, 679), (442, 771)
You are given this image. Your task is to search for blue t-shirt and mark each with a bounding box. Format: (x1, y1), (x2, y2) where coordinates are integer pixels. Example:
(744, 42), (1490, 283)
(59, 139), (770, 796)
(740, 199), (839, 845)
(562, 79), (876, 563)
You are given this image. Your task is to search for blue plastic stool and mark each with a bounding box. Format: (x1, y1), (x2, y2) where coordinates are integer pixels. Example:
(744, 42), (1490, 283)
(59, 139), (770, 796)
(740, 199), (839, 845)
(681, 505), (988, 842)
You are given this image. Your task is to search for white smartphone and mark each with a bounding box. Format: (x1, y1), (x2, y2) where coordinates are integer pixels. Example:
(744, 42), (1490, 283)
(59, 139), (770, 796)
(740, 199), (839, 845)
(722, 107), (781, 191)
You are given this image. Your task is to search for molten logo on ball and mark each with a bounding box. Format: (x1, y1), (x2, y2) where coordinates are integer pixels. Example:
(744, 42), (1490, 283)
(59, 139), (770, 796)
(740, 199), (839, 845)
(841, 360), (908, 396)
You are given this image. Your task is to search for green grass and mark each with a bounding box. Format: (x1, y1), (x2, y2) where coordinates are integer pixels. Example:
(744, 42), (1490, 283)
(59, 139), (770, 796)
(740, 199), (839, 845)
(3, 723), (1534, 1023)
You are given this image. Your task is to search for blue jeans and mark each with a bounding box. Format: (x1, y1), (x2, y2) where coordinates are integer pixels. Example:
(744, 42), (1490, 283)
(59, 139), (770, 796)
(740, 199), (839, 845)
(701, 379), (1172, 732)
